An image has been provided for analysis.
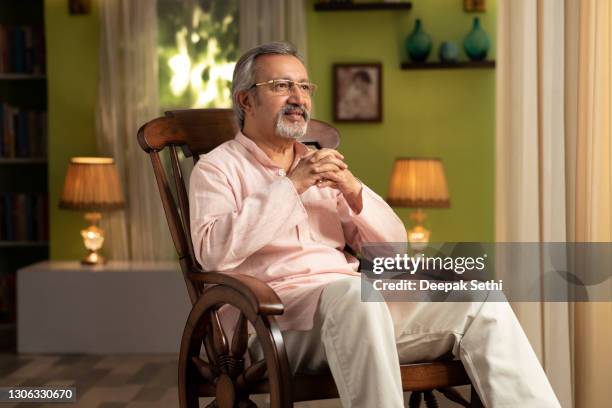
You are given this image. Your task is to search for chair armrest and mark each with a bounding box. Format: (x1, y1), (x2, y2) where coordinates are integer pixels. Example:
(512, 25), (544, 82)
(187, 271), (284, 316)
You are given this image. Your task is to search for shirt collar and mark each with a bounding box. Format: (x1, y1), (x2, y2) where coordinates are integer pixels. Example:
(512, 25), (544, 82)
(235, 131), (310, 170)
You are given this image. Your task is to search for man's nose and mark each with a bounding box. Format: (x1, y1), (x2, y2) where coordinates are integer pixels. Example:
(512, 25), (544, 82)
(287, 86), (308, 105)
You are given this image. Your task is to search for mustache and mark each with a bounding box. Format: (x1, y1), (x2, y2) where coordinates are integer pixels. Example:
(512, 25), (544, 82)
(280, 104), (311, 122)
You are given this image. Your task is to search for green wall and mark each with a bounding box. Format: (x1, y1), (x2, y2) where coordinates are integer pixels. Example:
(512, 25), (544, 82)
(45, 0), (99, 259)
(306, 0), (496, 242)
(45, 0), (495, 260)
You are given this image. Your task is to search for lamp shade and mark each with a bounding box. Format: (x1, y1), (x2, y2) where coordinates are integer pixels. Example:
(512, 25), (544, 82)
(59, 157), (125, 211)
(387, 157), (450, 208)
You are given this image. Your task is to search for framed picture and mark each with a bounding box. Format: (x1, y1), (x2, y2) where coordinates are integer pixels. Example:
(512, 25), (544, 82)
(69, 0), (92, 14)
(333, 63), (382, 122)
(464, 0), (486, 12)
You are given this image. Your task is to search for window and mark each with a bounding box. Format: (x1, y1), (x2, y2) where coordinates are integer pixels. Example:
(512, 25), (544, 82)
(158, 0), (239, 110)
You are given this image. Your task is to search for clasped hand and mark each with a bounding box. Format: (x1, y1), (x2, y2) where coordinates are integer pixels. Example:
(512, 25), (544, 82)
(288, 148), (363, 211)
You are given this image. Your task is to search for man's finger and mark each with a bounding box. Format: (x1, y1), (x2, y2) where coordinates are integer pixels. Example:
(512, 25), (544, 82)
(312, 163), (344, 174)
(318, 171), (342, 182)
(309, 148), (344, 163)
(314, 156), (347, 170)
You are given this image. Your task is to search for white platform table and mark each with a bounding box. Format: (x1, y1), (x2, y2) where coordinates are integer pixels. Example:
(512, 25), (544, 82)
(17, 261), (191, 354)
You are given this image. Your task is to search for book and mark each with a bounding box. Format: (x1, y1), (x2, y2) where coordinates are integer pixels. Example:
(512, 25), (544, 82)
(0, 24), (46, 74)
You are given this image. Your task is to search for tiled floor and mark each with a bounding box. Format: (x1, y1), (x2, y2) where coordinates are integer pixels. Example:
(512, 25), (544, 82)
(0, 353), (342, 408)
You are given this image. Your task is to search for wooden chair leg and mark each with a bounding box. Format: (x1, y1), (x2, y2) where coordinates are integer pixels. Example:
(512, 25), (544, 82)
(423, 390), (439, 408)
(470, 385), (484, 408)
(408, 391), (422, 408)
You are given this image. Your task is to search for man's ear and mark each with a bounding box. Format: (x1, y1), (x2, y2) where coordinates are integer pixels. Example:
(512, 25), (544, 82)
(237, 90), (254, 114)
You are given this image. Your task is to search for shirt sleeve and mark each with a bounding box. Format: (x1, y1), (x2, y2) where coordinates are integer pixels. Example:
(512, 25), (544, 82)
(338, 184), (408, 253)
(189, 160), (308, 272)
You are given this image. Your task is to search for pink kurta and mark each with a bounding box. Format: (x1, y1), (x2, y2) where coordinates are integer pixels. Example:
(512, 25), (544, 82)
(189, 132), (407, 331)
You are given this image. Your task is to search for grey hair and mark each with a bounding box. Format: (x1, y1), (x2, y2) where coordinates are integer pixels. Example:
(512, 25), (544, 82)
(231, 41), (305, 129)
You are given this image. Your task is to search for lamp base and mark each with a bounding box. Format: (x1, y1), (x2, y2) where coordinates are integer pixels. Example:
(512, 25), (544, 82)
(80, 212), (106, 266)
(81, 250), (105, 265)
(408, 209), (430, 252)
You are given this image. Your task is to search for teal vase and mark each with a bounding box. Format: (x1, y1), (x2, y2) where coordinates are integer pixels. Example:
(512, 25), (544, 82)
(463, 17), (490, 61)
(405, 19), (432, 63)
(438, 41), (459, 63)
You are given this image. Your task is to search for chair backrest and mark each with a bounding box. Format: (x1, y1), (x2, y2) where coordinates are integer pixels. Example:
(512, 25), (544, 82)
(137, 108), (340, 304)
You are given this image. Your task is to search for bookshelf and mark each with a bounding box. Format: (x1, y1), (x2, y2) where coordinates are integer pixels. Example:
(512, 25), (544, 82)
(0, 0), (48, 351)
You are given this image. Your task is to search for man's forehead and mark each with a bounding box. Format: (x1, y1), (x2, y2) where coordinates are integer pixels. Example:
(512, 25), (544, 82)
(254, 54), (309, 81)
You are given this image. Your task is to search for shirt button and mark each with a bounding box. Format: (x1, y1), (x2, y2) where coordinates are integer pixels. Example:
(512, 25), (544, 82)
(277, 169), (286, 176)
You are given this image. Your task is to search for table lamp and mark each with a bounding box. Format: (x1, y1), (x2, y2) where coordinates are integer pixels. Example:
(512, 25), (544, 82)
(59, 157), (125, 265)
(387, 158), (450, 249)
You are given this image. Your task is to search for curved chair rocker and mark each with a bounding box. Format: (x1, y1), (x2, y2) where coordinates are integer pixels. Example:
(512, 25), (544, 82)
(137, 109), (484, 408)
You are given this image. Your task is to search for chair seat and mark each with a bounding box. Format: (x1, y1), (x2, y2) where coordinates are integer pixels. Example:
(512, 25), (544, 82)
(198, 360), (471, 402)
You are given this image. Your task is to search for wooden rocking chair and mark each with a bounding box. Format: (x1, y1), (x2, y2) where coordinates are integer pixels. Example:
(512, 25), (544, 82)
(137, 108), (484, 408)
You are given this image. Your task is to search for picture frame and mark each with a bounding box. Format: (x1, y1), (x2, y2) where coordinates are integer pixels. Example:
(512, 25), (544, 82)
(69, 0), (92, 14)
(464, 0), (486, 12)
(333, 63), (382, 122)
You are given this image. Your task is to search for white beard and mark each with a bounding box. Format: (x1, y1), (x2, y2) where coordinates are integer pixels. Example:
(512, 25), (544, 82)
(275, 109), (309, 140)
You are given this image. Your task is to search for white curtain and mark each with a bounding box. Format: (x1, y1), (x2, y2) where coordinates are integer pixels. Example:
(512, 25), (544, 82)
(239, 0), (307, 58)
(569, 1), (612, 406)
(96, 0), (174, 261)
(496, 0), (612, 407)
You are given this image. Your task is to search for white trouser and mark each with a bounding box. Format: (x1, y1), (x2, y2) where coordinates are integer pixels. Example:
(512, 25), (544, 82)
(272, 276), (561, 408)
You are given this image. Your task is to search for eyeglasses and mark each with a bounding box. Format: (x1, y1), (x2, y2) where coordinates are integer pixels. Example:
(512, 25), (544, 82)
(250, 79), (317, 97)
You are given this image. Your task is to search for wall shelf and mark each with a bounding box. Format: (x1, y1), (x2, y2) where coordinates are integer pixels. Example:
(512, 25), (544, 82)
(314, 2), (412, 12)
(0, 158), (47, 164)
(401, 61), (496, 70)
(0, 241), (49, 248)
(0, 74), (46, 80)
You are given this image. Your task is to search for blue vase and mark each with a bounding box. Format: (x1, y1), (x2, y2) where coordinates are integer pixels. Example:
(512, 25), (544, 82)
(405, 19), (432, 63)
(438, 41), (459, 63)
(463, 17), (490, 61)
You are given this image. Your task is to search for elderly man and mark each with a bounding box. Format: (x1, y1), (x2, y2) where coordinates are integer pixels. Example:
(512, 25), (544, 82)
(189, 42), (560, 407)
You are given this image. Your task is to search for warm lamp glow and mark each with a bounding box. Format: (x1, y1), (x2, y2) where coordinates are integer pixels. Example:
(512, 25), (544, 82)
(59, 157), (124, 265)
(59, 157), (125, 212)
(387, 158), (450, 248)
(387, 158), (450, 208)
(80, 213), (105, 264)
(70, 157), (114, 165)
